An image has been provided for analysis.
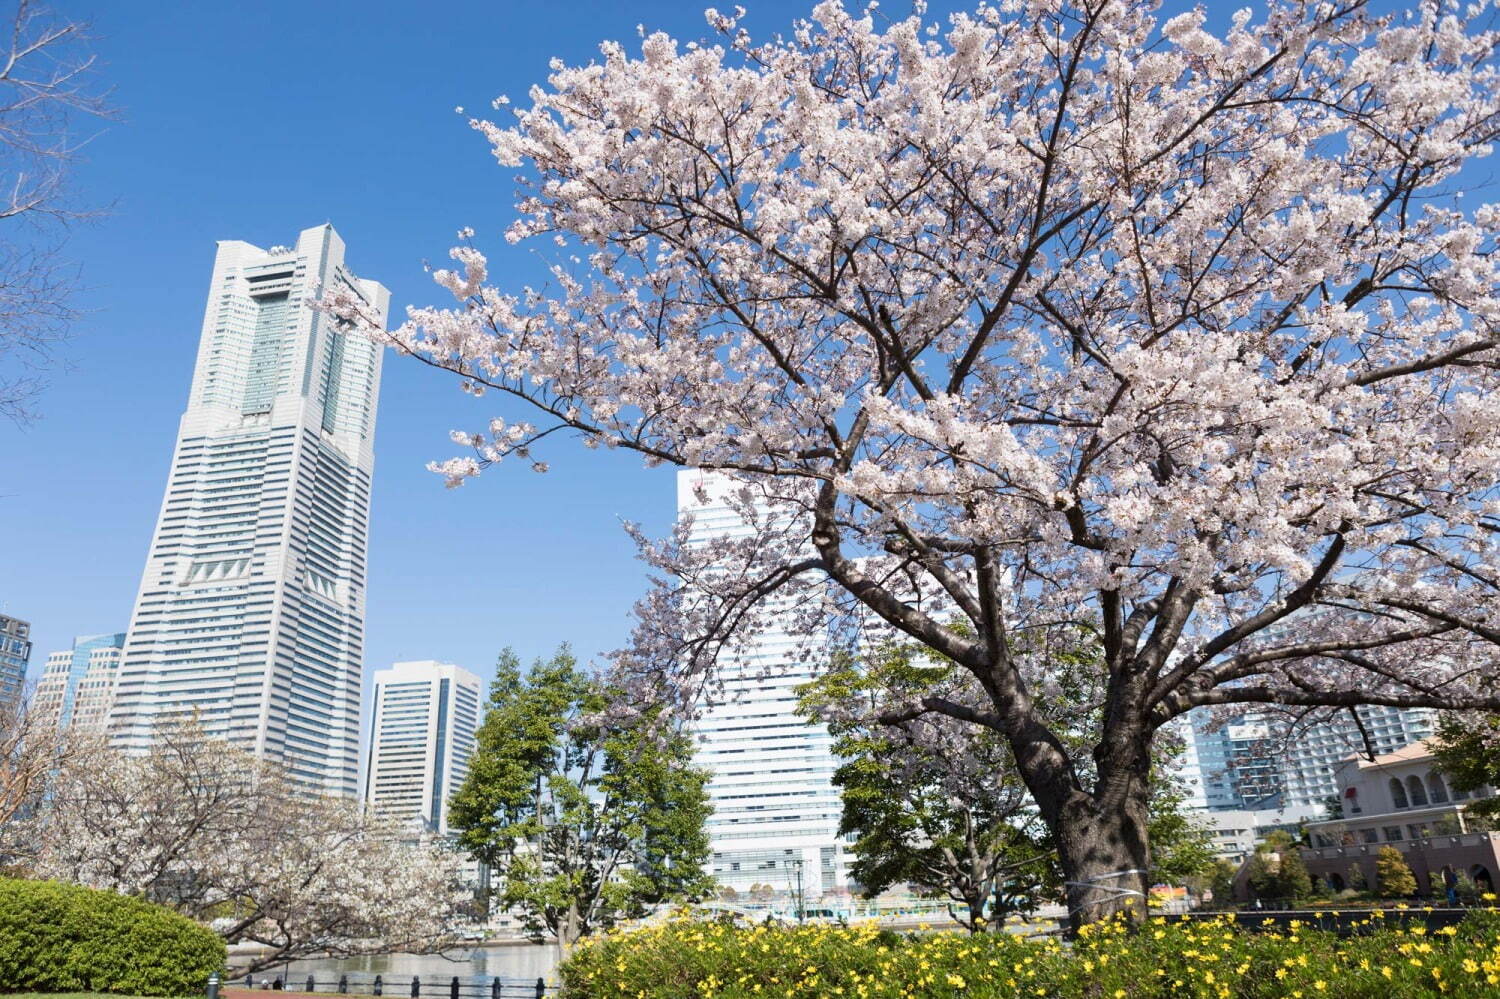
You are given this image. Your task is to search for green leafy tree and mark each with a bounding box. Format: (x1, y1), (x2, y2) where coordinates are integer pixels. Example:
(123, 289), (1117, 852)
(1432, 713), (1500, 821)
(449, 646), (714, 954)
(802, 636), (1214, 929)
(800, 646), (1055, 932)
(1246, 852), (1276, 902)
(1276, 847), (1314, 901)
(1374, 846), (1418, 899)
(1246, 830), (1311, 904)
(1145, 752), (1217, 888)
(1205, 860), (1237, 907)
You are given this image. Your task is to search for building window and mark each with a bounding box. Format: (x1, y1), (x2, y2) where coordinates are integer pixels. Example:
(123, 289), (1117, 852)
(1383, 826), (1403, 842)
(1360, 829), (1379, 844)
(1406, 776), (1429, 807)
(1426, 772), (1449, 804)
(1390, 778), (1409, 809)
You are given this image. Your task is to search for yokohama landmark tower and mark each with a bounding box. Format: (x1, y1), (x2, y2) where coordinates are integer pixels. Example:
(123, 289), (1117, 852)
(109, 225), (388, 796)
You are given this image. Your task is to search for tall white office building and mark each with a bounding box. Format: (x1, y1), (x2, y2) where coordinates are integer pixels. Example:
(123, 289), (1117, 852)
(364, 660), (482, 835)
(678, 470), (849, 898)
(109, 225), (388, 796)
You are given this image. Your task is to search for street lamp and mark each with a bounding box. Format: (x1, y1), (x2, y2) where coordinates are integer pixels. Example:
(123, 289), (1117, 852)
(784, 858), (805, 924)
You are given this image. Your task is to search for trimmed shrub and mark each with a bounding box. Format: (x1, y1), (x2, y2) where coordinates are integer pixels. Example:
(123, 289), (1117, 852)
(1375, 845), (1418, 898)
(0, 877), (225, 996)
(561, 910), (1500, 999)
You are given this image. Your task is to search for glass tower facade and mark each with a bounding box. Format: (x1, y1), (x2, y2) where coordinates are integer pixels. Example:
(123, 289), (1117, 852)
(109, 225), (387, 796)
(1186, 705), (1436, 811)
(0, 614), (31, 714)
(34, 632), (126, 732)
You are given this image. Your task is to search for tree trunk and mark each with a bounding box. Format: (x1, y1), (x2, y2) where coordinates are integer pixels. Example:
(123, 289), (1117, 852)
(556, 903), (582, 961)
(953, 889), (986, 932)
(1054, 791), (1151, 933)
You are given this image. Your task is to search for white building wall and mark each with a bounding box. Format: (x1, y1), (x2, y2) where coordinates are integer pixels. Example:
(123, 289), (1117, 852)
(678, 470), (848, 898)
(364, 660), (482, 835)
(109, 225), (387, 796)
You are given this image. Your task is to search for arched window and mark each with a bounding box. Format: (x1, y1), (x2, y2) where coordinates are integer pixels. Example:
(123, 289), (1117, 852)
(1390, 777), (1410, 809)
(1426, 772), (1449, 804)
(1406, 775), (1429, 807)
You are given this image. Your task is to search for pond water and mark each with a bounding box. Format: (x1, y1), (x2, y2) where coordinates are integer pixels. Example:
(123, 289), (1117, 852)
(251, 944), (561, 987)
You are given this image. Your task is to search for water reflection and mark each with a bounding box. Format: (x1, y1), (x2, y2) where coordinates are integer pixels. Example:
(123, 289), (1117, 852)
(271, 944), (560, 985)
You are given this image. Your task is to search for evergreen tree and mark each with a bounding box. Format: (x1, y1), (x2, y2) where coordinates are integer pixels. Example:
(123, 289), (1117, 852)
(1274, 847), (1313, 902)
(1205, 860), (1237, 907)
(449, 646), (714, 954)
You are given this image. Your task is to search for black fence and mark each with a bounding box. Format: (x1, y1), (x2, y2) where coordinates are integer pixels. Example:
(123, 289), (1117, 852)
(208, 973), (557, 999)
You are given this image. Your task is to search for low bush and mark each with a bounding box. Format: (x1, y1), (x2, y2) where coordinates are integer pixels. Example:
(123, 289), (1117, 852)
(0, 877), (225, 996)
(561, 909), (1500, 998)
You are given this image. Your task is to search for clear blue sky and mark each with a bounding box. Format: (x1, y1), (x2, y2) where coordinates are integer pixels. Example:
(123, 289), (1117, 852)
(0, 0), (822, 690)
(0, 0), (1427, 693)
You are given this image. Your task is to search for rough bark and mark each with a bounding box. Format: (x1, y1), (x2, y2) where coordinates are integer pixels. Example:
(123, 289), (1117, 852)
(1053, 791), (1152, 931)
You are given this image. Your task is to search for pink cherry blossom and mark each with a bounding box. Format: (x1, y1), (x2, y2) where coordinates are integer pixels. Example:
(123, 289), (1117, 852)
(326, 0), (1500, 926)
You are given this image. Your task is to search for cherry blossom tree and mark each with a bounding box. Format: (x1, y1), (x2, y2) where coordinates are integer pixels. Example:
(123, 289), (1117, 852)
(0, 694), (87, 827)
(8, 723), (465, 973)
(0, 0), (114, 421)
(330, 0), (1500, 926)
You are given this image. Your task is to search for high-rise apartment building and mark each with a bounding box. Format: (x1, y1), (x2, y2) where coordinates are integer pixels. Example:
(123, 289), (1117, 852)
(0, 614), (30, 713)
(1185, 705), (1435, 811)
(364, 661), (482, 835)
(678, 470), (849, 897)
(1278, 706), (1435, 807)
(109, 225), (387, 796)
(33, 633), (127, 733)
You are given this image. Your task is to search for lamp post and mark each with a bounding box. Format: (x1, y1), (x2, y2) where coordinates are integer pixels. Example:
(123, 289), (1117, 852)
(785, 858), (805, 924)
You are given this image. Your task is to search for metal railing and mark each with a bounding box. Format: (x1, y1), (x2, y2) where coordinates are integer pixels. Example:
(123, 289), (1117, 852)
(207, 972), (557, 999)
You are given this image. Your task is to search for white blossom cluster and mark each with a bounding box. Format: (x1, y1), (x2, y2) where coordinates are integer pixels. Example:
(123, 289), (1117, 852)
(325, 0), (1500, 890)
(5, 729), (466, 974)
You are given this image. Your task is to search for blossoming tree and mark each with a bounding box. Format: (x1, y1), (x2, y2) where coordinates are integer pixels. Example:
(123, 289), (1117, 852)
(330, 0), (1500, 925)
(8, 723), (464, 973)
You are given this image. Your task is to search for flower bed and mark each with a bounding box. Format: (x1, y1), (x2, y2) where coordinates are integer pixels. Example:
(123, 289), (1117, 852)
(560, 910), (1500, 998)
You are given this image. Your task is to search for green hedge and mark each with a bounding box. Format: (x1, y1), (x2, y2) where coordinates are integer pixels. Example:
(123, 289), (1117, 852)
(561, 909), (1500, 998)
(0, 878), (225, 997)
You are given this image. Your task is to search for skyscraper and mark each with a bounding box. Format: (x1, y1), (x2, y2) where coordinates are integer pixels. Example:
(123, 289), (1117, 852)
(678, 470), (849, 897)
(33, 632), (126, 733)
(364, 661), (482, 835)
(1183, 705), (1436, 811)
(0, 614), (31, 713)
(109, 225), (387, 796)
